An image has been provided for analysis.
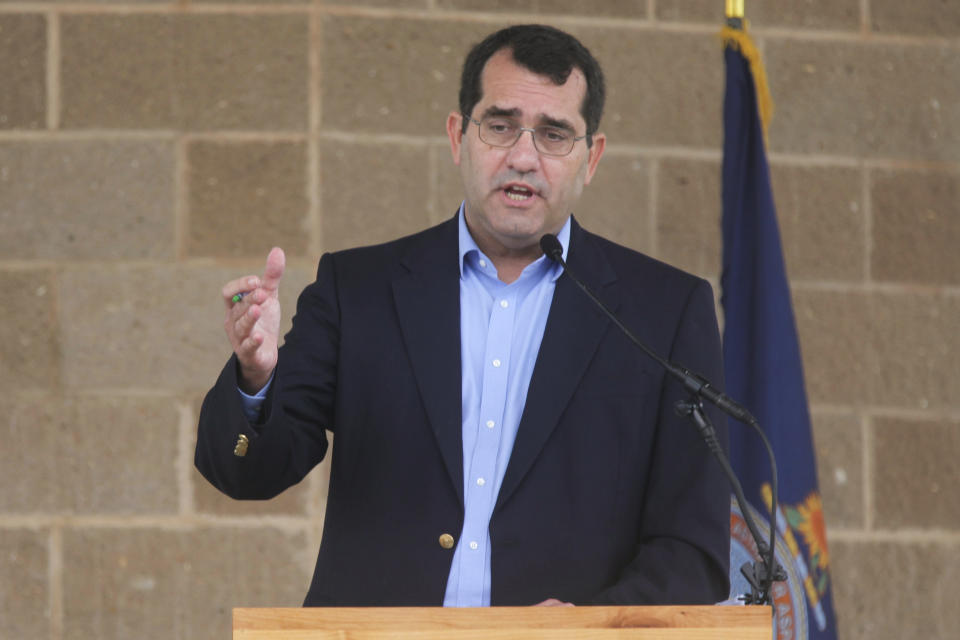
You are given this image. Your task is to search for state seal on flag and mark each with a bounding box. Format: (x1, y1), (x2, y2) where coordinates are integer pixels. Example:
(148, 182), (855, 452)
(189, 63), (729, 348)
(729, 496), (808, 640)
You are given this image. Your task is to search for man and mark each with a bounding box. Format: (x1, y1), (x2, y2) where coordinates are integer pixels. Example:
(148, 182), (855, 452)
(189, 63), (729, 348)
(196, 24), (730, 607)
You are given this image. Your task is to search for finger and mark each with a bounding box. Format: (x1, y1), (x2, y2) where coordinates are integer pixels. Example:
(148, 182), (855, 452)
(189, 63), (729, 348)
(533, 599), (574, 607)
(236, 329), (265, 359)
(222, 275), (261, 309)
(260, 247), (286, 294)
(231, 303), (262, 342)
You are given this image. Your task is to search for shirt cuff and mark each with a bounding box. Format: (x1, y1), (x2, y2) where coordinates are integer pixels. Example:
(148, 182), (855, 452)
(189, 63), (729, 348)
(238, 372), (274, 423)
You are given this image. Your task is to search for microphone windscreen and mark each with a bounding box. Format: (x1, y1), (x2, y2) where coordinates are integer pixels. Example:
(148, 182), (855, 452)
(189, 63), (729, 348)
(539, 234), (563, 262)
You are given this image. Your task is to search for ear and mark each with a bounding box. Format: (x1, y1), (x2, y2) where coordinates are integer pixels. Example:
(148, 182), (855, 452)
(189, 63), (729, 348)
(446, 111), (464, 166)
(582, 132), (606, 186)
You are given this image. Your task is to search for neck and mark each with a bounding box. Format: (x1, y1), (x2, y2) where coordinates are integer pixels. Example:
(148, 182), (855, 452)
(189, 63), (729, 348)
(463, 214), (548, 284)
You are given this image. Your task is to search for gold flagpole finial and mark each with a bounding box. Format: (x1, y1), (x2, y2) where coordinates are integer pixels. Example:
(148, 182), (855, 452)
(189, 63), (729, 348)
(725, 0), (744, 19)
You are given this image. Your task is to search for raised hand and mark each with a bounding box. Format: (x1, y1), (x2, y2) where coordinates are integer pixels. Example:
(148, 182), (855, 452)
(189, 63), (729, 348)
(221, 247), (286, 393)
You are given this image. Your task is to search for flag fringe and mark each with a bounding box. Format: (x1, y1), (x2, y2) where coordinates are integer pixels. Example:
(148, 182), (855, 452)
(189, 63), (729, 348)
(720, 25), (775, 140)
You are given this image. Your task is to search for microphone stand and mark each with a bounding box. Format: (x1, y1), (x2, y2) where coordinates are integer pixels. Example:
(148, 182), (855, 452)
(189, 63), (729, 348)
(540, 235), (785, 605)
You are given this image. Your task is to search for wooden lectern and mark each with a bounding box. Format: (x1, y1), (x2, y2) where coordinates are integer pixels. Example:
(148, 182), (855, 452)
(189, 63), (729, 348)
(234, 605), (771, 639)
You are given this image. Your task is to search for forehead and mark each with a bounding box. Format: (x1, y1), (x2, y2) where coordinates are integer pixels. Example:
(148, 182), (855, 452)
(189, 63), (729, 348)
(475, 49), (587, 126)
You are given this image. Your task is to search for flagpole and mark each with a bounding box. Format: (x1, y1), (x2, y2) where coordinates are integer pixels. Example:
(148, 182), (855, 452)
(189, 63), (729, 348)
(725, 0), (744, 19)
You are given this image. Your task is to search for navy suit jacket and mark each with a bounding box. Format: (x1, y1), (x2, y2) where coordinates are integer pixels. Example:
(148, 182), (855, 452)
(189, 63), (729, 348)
(195, 214), (730, 606)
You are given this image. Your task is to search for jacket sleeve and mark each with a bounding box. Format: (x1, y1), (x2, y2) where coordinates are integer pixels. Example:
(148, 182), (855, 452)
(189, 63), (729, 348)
(194, 253), (340, 500)
(589, 278), (731, 605)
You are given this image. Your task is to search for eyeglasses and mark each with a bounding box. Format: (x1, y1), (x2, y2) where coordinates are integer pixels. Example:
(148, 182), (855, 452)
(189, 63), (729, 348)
(469, 116), (588, 157)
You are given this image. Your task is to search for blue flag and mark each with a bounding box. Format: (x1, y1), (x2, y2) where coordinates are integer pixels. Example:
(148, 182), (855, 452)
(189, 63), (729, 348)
(720, 26), (838, 640)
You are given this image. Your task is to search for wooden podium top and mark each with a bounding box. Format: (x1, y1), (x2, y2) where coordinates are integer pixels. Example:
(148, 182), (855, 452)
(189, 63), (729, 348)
(234, 605), (771, 639)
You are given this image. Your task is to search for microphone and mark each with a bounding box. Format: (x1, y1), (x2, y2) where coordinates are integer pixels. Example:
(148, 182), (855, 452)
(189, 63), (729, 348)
(539, 234), (756, 427)
(540, 232), (784, 605)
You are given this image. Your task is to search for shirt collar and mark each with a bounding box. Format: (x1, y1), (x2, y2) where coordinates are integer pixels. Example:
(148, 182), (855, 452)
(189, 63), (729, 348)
(457, 202), (570, 282)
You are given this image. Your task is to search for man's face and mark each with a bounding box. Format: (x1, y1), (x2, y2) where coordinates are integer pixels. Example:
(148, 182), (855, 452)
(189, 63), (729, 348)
(446, 49), (606, 257)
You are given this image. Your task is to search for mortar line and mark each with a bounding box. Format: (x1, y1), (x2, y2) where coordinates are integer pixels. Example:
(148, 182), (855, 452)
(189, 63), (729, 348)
(0, 256), (322, 270)
(0, 514), (315, 530)
(0, 4), (311, 15)
(647, 157), (659, 258)
(174, 136), (189, 260)
(48, 526), (63, 640)
(863, 413), (874, 531)
(860, 0), (871, 36)
(1, 3), (958, 48)
(427, 144), (438, 226)
(862, 162), (873, 284)
(826, 529), (960, 544)
(790, 280), (960, 296)
(178, 400), (196, 516)
(308, 5), (323, 257)
(45, 11), (60, 131)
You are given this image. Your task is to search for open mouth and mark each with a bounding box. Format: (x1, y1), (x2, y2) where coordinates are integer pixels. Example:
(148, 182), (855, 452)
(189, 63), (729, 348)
(504, 185), (534, 201)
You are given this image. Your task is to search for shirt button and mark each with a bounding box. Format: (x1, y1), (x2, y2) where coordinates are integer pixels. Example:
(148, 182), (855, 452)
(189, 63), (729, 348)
(479, 259), (487, 268)
(476, 477), (485, 486)
(486, 420), (495, 429)
(469, 541), (479, 550)
(500, 299), (509, 308)
(492, 359), (501, 368)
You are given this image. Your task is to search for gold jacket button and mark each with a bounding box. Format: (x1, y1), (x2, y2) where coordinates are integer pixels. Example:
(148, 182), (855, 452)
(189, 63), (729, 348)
(233, 434), (249, 457)
(438, 533), (455, 549)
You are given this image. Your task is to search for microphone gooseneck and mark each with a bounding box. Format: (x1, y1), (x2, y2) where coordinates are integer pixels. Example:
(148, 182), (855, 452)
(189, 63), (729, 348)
(540, 233), (783, 606)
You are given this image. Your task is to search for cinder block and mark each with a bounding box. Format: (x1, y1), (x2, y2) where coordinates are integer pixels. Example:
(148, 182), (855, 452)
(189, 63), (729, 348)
(871, 0), (960, 37)
(576, 153), (652, 255)
(63, 527), (311, 639)
(795, 290), (960, 409)
(323, 0), (424, 6)
(656, 157), (721, 281)
(60, 264), (316, 391)
(0, 395), (179, 514)
(319, 140), (432, 252)
(436, 0), (645, 17)
(0, 529), (48, 639)
(0, 14), (45, 129)
(772, 164), (865, 282)
(872, 168), (960, 286)
(187, 141), (309, 258)
(766, 40), (960, 161)
(573, 29), (723, 148)
(0, 141), (175, 260)
(865, 293), (960, 411)
(793, 290), (879, 406)
(873, 416), (960, 529)
(0, 269), (59, 390)
(657, 0), (859, 30)
(810, 412), (863, 530)
(320, 16), (496, 135)
(432, 143), (467, 224)
(831, 540), (960, 640)
(61, 266), (229, 391)
(61, 14), (308, 130)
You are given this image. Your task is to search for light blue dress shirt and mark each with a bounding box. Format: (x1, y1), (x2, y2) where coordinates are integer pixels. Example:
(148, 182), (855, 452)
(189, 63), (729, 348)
(239, 206), (570, 607)
(444, 206), (569, 606)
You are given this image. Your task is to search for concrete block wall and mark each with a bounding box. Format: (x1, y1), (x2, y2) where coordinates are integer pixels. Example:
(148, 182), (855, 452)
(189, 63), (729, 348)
(1, 2), (957, 638)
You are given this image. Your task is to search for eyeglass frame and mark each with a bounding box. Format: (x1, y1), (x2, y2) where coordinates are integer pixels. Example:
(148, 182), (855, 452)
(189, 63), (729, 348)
(467, 116), (591, 157)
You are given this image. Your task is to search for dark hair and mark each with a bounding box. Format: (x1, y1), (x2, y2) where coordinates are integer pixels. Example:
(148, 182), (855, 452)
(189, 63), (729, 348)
(458, 24), (606, 145)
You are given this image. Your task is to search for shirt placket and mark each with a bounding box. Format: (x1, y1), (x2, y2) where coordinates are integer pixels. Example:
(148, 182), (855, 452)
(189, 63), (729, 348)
(456, 286), (517, 606)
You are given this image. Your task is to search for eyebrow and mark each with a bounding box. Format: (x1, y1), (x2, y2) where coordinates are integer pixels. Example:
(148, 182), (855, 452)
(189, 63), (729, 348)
(480, 106), (577, 132)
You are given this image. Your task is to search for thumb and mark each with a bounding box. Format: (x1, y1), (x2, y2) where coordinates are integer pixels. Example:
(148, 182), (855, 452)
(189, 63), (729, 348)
(261, 247), (286, 293)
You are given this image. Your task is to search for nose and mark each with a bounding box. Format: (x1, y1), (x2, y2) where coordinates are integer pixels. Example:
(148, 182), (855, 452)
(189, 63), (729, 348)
(505, 128), (540, 173)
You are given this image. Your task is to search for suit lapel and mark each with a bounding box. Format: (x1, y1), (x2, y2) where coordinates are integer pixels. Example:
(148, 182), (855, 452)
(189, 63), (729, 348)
(495, 221), (620, 512)
(392, 217), (464, 505)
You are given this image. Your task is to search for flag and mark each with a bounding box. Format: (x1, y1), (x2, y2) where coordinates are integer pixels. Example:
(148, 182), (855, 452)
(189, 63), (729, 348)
(720, 23), (838, 640)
